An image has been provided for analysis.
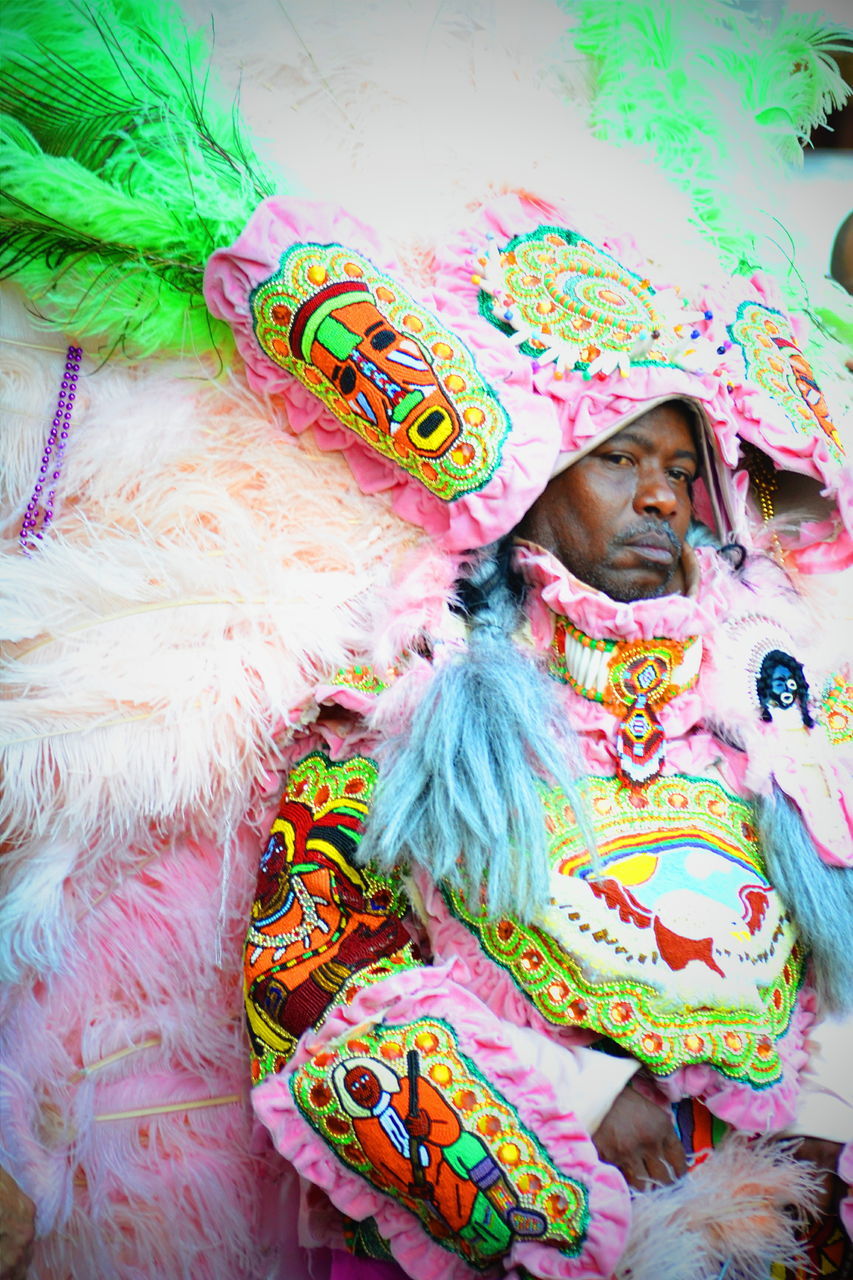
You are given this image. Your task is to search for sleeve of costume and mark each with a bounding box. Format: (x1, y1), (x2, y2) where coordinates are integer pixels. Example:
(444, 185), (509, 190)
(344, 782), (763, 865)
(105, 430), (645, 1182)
(243, 744), (631, 1280)
(782, 1011), (853, 1145)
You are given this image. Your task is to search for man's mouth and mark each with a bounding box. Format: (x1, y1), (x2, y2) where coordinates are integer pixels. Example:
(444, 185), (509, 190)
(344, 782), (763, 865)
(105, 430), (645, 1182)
(626, 539), (677, 565)
(619, 526), (681, 567)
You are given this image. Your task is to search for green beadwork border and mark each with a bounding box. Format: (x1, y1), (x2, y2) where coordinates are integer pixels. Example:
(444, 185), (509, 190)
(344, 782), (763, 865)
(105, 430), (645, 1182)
(291, 1016), (590, 1269)
(819, 673), (853, 746)
(250, 241), (512, 502)
(443, 773), (804, 1088)
(476, 225), (678, 376)
(726, 300), (844, 463)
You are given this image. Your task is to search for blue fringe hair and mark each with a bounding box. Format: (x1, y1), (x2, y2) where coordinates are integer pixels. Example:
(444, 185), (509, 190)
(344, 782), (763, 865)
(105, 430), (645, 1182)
(357, 537), (595, 921)
(757, 783), (853, 1013)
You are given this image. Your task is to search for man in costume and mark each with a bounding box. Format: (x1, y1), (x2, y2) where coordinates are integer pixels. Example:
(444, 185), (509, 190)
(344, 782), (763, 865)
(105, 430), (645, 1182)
(212, 191), (853, 1279)
(2, 4), (852, 1279)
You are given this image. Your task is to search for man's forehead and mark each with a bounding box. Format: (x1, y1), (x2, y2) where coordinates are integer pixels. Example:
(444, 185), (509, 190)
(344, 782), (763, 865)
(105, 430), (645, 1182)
(601, 416), (699, 458)
(551, 397), (703, 481)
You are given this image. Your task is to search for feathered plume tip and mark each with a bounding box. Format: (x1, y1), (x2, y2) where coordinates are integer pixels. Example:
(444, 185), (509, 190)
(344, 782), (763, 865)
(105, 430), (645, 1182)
(0, 286), (419, 980)
(0, 0), (277, 358)
(757, 783), (853, 1014)
(567, 0), (852, 304)
(617, 1135), (820, 1280)
(358, 540), (594, 920)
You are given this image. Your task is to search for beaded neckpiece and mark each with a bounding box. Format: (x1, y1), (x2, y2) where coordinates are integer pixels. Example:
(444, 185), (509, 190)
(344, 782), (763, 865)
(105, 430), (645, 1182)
(548, 617), (702, 787)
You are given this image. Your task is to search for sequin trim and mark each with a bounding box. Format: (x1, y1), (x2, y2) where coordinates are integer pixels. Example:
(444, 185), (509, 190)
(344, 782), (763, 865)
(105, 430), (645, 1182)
(251, 242), (511, 501)
(292, 1017), (590, 1267)
(818, 673), (853, 746)
(476, 226), (712, 377)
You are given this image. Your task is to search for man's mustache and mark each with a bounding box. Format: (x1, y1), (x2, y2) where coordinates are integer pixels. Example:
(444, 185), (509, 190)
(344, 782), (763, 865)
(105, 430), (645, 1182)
(613, 520), (682, 555)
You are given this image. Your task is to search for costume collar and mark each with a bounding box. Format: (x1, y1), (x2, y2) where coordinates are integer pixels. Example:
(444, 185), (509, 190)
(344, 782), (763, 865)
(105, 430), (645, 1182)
(514, 539), (724, 788)
(514, 538), (727, 646)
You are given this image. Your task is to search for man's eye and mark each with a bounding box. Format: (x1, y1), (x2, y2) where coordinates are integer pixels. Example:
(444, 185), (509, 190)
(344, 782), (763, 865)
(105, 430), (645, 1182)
(602, 453), (632, 466)
(668, 469), (694, 484)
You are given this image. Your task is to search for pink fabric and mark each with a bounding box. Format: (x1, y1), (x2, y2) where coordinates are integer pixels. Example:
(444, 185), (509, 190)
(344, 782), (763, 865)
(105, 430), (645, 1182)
(431, 192), (853, 566)
(652, 987), (818, 1133)
(205, 192), (852, 565)
(330, 1251), (408, 1280)
(204, 196), (563, 550)
(518, 539), (853, 868)
(253, 965), (631, 1280)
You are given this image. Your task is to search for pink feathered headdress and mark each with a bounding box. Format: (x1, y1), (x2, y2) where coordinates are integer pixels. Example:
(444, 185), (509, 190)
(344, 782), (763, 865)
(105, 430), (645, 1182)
(205, 193), (852, 568)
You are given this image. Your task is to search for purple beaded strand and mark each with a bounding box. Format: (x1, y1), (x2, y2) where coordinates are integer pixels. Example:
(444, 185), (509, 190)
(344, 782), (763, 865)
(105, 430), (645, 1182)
(19, 344), (82, 554)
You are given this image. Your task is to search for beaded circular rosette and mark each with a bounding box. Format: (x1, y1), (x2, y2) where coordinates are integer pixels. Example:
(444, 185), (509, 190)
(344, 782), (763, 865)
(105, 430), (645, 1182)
(445, 774), (803, 1088)
(727, 300), (844, 464)
(476, 227), (689, 375)
(251, 242), (511, 501)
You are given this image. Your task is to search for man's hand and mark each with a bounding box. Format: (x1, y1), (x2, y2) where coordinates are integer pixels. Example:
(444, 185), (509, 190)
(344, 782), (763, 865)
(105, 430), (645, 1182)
(0, 1166), (35, 1280)
(592, 1081), (687, 1190)
(792, 1136), (844, 1220)
(404, 1109), (430, 1139)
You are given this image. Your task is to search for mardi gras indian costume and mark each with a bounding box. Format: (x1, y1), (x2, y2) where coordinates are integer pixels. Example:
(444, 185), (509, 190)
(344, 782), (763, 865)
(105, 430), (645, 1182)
(1, 2), (852, 1279)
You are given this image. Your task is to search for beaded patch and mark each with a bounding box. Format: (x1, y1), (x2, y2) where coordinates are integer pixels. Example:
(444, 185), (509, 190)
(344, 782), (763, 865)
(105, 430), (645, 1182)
(444, 774), (803, 1086)
(292, 1017), (590, 1267)
(548, 618), (701, 787)
(818, 673), (853, 746)
(327, 662), (398, 698)
(251, 243), (511, 501)
(475, 226), (710, 378)
(727, 301), (844, 462)
(244, 752), (418, 1083)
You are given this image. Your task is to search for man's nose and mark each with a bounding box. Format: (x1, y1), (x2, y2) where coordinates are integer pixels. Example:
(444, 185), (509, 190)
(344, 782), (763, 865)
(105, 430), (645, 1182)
(634, 466), (678, 519)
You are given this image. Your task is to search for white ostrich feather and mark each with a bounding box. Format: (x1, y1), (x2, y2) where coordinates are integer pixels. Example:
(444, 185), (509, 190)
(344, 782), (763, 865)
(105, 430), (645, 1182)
(0, 287), (422, 978)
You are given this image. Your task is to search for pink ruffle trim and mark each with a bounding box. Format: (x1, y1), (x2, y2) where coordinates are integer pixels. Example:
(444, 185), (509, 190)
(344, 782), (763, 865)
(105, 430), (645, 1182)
(204, 196), (564, 550)
(252, 964), (631, 1280)
(516, 543), (731, 645)
(654, 985), (818, 1133)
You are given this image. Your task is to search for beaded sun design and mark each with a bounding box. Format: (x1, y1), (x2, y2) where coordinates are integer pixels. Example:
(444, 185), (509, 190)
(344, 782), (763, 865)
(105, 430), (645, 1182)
(474, 227), (717, 380)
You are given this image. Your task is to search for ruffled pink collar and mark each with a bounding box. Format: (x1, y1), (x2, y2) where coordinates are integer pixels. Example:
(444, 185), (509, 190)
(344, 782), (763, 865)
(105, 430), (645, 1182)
(514, 539), (731, 647)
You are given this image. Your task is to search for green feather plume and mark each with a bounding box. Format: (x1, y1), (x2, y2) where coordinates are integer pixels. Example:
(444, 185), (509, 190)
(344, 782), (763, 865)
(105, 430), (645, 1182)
(565, 0), (852, 285)
(0, 0), (279, 358)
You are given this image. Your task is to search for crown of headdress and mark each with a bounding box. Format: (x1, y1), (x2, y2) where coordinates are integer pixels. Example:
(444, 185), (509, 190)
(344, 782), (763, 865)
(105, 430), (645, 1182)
(206, 193), (852, 569)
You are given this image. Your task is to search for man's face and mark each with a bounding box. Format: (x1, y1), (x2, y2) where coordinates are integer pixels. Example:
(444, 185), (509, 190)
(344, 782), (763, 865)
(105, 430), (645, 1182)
(516, 402), (698, 601)
(344, 1065), (382, 1111)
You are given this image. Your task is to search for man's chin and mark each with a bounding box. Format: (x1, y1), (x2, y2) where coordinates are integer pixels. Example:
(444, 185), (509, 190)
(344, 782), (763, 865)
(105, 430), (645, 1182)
(591, 566), (680, 603)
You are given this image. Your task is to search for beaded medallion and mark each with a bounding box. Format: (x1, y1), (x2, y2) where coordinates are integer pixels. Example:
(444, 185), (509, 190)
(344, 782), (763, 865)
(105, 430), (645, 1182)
(291, 1016), (590, 1266)
(444, 774), (802, 1086)
(548, 618), (702, 787)
(727, 301), (844, 463)
(819, 673), (853, 746)
(244, 752), (418, 1083)
(251, 243), (511, 501)
(475, 226), (707, 377)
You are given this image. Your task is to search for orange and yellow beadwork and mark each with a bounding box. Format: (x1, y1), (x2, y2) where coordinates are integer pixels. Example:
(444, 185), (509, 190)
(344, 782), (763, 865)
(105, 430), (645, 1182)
(244, 752), (418, 1084)
(727, 301), (844, 463)
(251, 242), (511, 501)
(476, 226), (692, 376)
(291, 1017), (590, 1266)
(548, 619), (701, 786)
